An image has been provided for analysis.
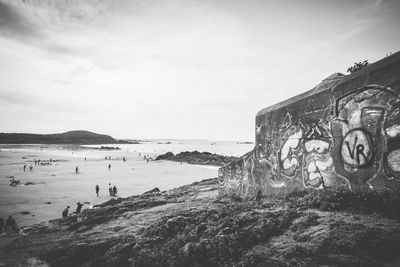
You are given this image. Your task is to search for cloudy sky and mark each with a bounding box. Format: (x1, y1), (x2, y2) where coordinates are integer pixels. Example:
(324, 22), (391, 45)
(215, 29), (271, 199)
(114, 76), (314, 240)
(0, 0), (399, 141)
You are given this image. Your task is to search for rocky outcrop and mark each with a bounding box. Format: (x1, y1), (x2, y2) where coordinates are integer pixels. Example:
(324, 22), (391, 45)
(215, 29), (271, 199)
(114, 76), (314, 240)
(1, 178), (400, 266)
(155, 151), (237, 166)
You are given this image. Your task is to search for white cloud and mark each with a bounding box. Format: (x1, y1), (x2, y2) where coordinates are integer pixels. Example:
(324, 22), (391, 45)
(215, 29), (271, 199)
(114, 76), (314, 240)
(0, 0), (398, 140)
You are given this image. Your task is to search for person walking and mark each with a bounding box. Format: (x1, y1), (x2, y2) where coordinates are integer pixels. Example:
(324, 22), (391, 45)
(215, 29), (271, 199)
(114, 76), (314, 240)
(0, 217), (4, 234)
(76, 202), (84, 214)
(112, 185), (118, 196)
(108, 164), (111, 171)
(75, 166), (79, 174)
(108, 183), (113, 195)
(62, 206), (70, 218)
(23, 164), (26, 172)
(95, 184), (99, 196)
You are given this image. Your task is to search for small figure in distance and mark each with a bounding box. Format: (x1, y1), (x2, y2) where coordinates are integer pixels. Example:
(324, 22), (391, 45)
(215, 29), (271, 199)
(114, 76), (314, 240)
(5, 215), (17, 232)
(62, 206), (70, 218)
(76, 202), (84, 214)
(34, 159), (37, 166)
(108, 183), (113, 195)
(0, 217), (4, 234)
(23, 164), (26, 172)
(108, 164), (111, 171)
(112, 185), (118, 196)
(95, 184), (99, 196)
(75, 166), (79, 174)
(85, 157), (86, 161)
(123, 157), (126, 162)
(29, 165), (33, 171)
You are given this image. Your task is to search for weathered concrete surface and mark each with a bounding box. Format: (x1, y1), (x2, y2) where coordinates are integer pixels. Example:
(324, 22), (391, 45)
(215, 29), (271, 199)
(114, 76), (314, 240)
(219, 52), (400, 198)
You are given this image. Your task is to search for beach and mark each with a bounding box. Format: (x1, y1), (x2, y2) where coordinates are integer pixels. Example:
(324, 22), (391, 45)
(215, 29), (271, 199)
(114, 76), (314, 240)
(0, 141), (252, 227)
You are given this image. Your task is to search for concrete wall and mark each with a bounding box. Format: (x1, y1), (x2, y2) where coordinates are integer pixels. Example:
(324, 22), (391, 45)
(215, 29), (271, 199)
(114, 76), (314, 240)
(218, 52), (400, 198)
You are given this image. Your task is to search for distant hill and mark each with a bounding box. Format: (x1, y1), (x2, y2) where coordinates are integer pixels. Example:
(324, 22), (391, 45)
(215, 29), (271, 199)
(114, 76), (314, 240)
(0, 130), (127, 144)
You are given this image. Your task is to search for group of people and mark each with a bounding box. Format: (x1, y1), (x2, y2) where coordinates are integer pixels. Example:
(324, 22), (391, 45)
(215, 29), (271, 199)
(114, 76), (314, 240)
(94, 184), (118, 196)
(61, 183), (118, 218)
(0, 216), (17, 234)
(62, 202), (84, 218)
(108, 183), (118, 196)
(23, 158), (56, 171)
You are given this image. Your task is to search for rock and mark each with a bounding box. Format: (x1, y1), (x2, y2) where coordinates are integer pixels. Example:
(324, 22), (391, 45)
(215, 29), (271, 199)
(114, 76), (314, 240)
(155, 152), (174, 160)
(182, 242), (197, 257)
(142, 188), (160, 195)
(155, 151), (237, 166)
(4, 179), (400, 267)
(112, 226), (125, 232)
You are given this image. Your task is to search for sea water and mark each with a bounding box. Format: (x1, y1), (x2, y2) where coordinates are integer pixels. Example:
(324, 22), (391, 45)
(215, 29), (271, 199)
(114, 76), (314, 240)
(0, 140), (253, 226)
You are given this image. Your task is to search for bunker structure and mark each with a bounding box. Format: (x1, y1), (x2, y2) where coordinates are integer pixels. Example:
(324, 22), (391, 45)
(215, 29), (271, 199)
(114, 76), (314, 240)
(218, 52), (400, 198)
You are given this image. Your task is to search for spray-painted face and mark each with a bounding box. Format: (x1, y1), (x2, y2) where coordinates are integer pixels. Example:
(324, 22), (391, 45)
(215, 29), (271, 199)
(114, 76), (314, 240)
(302, 125), (334, 189)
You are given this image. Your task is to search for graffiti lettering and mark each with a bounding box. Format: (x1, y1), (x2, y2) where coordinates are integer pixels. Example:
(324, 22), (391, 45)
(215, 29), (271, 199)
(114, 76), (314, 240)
(344, 136), (368, 165)
(341, 129), (372, 167)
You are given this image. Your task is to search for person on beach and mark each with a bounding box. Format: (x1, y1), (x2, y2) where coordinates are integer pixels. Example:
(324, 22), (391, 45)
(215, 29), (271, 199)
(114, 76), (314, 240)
(29, 165), (33, 171)
(112, 185), (118, 196)
(34, 159), (37, 166)
(23, 164), (26, 172)
(85, 157), (86, 161)
(109, 183), (113, 195)
(5, 216), (17, 231)
(75, 166), (79, 174)
(95, 184), (99, 196)
(76, 202), (84, 214)
(0, 217), (4, 234)
(62, 206), (70, 217)
(108, 164), (111, 171)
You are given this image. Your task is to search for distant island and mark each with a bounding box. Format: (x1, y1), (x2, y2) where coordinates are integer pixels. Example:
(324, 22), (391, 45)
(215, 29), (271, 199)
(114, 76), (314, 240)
(0, 130), (131, 145)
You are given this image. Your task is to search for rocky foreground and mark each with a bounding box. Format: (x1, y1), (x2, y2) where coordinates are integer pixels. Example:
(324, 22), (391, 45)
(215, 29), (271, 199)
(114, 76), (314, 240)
(1, 178), (400, 267)
(155, 151), (237, 166)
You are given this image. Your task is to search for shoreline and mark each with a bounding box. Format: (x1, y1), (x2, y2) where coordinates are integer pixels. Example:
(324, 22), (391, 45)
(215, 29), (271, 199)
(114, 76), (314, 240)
(0, 145), (219, 227)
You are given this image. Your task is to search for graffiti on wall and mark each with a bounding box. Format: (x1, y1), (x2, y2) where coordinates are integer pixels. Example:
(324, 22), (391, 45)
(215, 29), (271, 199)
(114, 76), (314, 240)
(333, 85), (400, 186)
(219, 84), (400, 198)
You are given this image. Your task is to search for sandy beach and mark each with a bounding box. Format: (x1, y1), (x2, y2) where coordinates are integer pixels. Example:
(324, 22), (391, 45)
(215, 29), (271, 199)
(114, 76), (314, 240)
(0, 145), (220, 227)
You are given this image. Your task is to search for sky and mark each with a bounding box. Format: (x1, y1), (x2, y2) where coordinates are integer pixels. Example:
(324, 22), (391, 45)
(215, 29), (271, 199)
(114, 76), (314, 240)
(0, 0), (399, 141)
